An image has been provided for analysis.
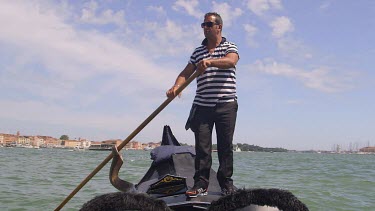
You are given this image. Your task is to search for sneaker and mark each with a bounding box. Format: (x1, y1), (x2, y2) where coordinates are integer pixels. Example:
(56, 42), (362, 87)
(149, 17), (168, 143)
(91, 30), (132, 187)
(185, 185), (208, 198)
(221, 185), (236, 196)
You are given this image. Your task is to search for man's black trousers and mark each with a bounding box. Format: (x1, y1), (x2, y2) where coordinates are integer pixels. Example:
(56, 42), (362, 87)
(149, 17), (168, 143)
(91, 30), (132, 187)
(190, 100), (238, 189)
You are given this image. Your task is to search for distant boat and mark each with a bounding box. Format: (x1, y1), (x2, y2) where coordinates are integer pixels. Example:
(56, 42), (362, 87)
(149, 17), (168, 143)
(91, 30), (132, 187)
(73, 146), (85, 151)
(88, 143), (114, 151)
(143, 146), (152, 151)
(234, 145), (241, 152)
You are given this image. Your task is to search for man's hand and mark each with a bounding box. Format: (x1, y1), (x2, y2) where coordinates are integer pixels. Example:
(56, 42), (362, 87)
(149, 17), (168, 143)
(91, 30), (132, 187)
(197, 59), (211, 74)
(166, 63), (195, 98)
(166, 85), (181, 98)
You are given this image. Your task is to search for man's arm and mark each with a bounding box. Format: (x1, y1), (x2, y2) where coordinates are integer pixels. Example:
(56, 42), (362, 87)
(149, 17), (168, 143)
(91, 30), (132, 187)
(166, 63), (196, 98)
(196, 52), (239, 73)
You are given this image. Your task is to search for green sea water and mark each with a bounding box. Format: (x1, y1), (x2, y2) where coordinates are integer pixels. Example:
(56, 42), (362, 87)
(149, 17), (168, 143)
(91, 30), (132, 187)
(0, 147), (374, 211)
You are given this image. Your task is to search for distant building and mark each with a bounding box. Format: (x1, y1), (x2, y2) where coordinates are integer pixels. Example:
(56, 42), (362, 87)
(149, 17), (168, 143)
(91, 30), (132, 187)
(359, 146), (375, 153)
(59, 139), (91, 148)
(90, 140), (161, 150)
(149, 142), (161, 149)
(44, 137), (61, 147)
(62, 140), (80, 148)
(103, 139), (122, 147)
(18, 136), (33, 145)
(0, 131), (161, 150)
(80, 139), (91, 149)
(33, 136), (45, 147)
(125, 140), (141, 150)
(0, 133), (17, 146)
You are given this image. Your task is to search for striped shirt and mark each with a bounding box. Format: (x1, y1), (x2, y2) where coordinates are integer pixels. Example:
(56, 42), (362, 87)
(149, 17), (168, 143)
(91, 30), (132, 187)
(189, 37), (239, 107)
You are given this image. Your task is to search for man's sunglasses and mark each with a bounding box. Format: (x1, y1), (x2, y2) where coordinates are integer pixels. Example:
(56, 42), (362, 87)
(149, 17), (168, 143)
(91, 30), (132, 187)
(201, 22), (219, 28)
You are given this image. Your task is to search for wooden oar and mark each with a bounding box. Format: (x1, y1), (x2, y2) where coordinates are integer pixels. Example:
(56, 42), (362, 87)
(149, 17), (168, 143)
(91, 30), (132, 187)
(55, 70), (200, 211)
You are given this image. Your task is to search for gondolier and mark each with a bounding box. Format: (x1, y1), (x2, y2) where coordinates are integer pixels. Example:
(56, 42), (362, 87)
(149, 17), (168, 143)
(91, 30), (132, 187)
(166, 12), (239, 197)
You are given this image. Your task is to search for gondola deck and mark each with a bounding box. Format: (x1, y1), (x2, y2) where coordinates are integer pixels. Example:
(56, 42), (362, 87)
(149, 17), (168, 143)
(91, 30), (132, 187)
(80, 126), (309, 211)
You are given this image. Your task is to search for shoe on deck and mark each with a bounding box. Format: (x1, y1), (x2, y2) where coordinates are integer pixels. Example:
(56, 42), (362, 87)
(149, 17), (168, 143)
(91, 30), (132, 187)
(185, 186), (208, 198)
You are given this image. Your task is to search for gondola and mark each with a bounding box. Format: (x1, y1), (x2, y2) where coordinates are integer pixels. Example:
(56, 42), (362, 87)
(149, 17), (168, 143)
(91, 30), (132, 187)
(81, 126), (308, 211)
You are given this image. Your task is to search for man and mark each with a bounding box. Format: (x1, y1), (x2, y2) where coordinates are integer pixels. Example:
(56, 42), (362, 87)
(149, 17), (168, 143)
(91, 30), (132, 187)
(166, 12), (239, 197)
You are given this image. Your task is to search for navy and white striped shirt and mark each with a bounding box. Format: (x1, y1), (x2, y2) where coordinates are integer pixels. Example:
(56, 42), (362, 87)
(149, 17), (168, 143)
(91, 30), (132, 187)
(189, 37), (239, 107)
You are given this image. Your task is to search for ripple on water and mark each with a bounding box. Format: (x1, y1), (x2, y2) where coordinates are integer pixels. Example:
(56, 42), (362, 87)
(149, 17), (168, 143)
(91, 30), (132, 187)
(1, 148), (374, 210)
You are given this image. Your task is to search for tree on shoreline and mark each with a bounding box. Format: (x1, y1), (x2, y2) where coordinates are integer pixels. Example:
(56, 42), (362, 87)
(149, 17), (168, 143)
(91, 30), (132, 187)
(60, 135), (69, 140)
(212, 143), (288, 152)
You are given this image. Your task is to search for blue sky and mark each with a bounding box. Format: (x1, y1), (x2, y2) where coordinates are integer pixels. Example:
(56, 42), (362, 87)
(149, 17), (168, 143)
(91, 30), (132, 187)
(0, 0), (374, 150)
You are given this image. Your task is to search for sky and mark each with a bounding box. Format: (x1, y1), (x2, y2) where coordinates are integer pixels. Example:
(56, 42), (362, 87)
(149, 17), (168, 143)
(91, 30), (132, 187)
(0, 0), (374, 151)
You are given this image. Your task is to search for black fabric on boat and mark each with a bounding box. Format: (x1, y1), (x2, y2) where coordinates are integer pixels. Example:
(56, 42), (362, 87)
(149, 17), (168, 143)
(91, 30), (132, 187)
(150, 125), (195, 165)
(172, 153), (222, 193)
(151, 146), (195, 164)
(161, 125), (181, 146)
(137, 125), (221, 195)
(137, 152), (222, 200)
(172, 153), (195, 188)
(136, 159), (175, 192)
(136, 126), (184, 192)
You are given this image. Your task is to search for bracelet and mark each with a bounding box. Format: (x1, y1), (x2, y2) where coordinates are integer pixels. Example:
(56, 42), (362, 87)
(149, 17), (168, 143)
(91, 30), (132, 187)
(173, 84), (180, 87)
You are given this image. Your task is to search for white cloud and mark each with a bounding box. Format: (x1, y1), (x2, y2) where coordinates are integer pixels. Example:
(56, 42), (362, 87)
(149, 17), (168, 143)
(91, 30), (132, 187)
(0, 1), (205, 141)
(319, 1), (331, 10)
(172, 0), (203, 19)
(212, 2), (243, 27)
(270, 16), (294, 38)
(243, 24), (258, 47)
(138, 19), (202, 57)
(285, 99), (304, 105)
(0, 98), (181, 142)
(147, 5), (166, 15)
(251, 59), (354, 93)
(277, 37), (313, 60)
(0, 1), (174, 105)
(0, 100), (138, 130)
(80, 1), (126, 26)
(247, 0), (282, 16)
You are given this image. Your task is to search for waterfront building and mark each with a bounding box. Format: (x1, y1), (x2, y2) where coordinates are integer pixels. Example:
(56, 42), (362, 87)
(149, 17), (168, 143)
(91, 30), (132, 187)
(1, 131), (162, 149)
(61, 140), (81, 148)
(148, 142), (161, 149)
(359, 146), (375, 153)
(18, 136), (33, 146)
(33, 136), (45, 147)
(0, 133), (17, 146)
(43, 136), (61, 147)
(80, 139), (91, 149)
(103, 139), (123, 147)
(124, 140), (139, 150)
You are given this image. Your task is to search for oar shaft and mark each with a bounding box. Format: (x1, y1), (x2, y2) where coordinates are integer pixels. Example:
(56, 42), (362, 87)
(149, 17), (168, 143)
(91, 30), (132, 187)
(55, 71), (200, 211)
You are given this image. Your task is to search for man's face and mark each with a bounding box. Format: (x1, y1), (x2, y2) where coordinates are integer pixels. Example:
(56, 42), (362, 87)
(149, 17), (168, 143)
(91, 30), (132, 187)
(202, 15), (220, 38)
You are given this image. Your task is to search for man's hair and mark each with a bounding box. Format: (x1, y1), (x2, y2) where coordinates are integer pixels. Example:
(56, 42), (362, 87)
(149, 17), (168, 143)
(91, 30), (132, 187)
(204, 12), (223, 25)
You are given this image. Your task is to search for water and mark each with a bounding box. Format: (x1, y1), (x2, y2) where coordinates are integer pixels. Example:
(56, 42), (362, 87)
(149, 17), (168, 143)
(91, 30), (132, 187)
(0, 147), (374, 211)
